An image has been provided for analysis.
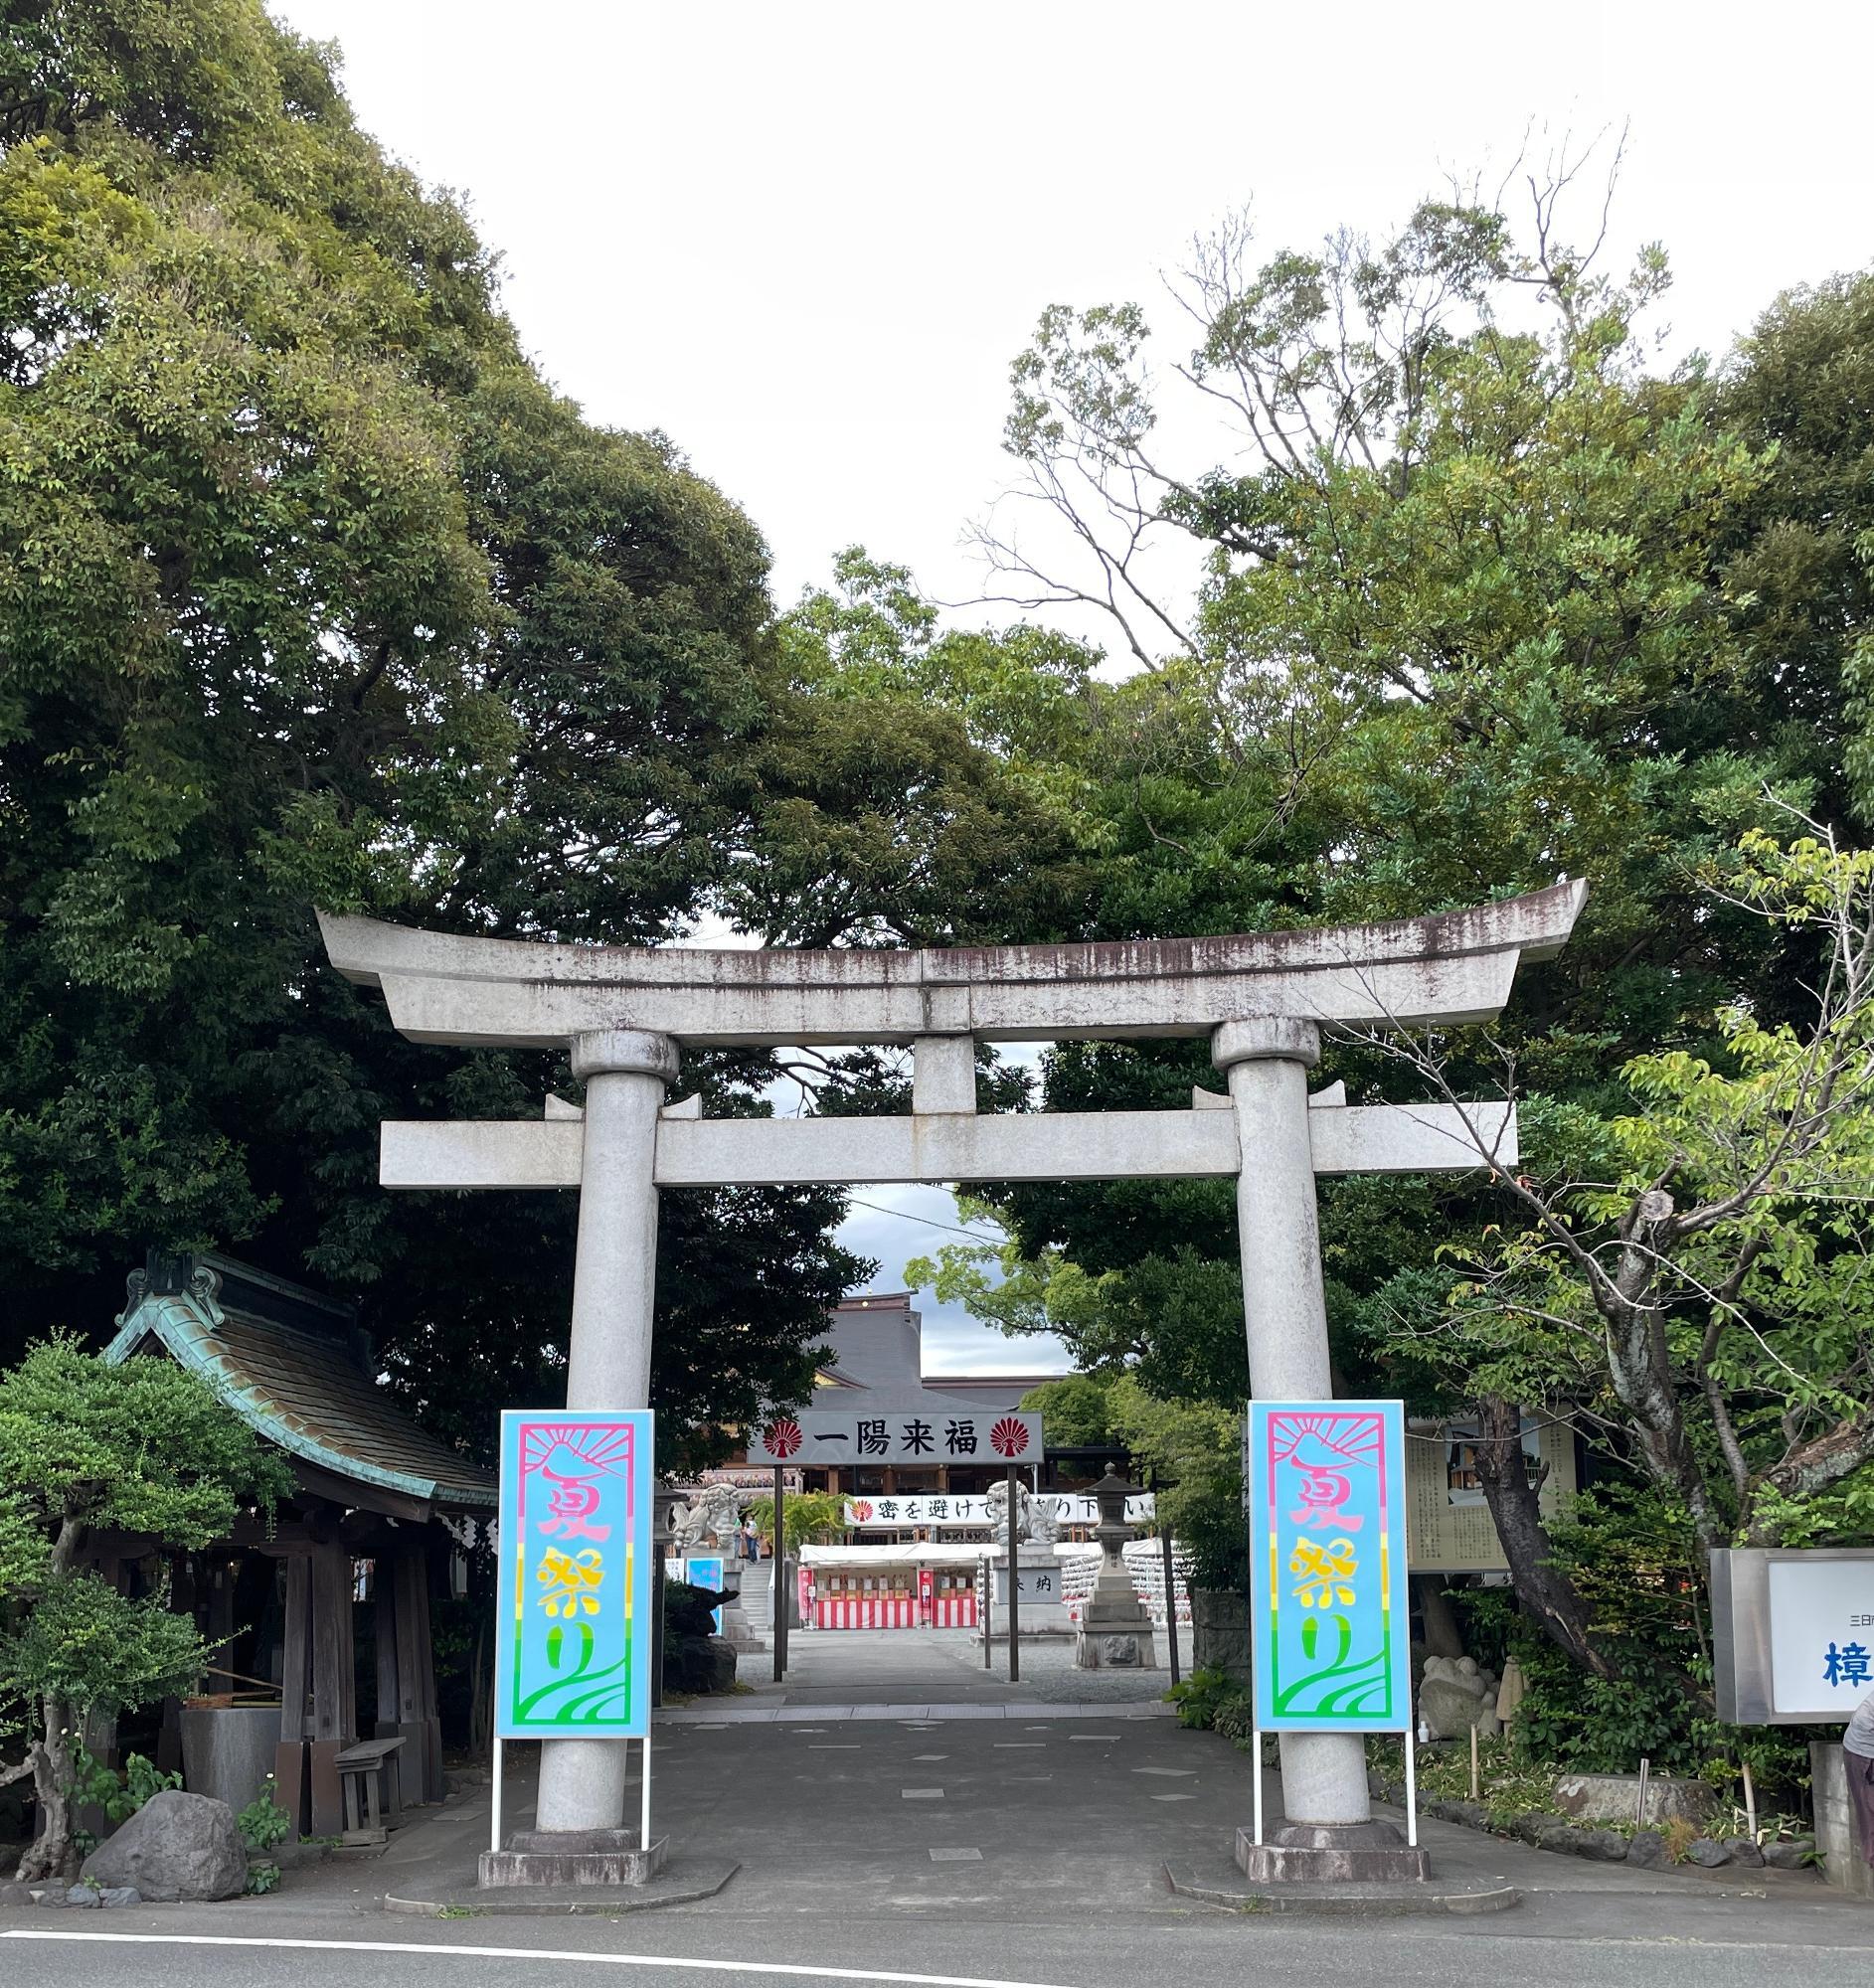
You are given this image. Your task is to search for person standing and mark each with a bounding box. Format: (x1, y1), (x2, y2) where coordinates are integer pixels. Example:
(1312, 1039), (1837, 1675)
(1847, 1683), (1874, 1864)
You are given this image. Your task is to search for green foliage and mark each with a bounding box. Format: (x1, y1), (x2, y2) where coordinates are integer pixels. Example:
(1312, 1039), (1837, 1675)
(746, 1491), (846, 1555)
(1015, 1374), (1113, 1449)
(1368, 1735), (1559, 1832)
(69, 1742), (180, 1825)
(0, 0), (876, 1462)
(244, 1861), (281, 1895)
(1165, 1665), (1237, 1729)
(0, 1338), (288, 1799)
(235, 1775), (291, 1854)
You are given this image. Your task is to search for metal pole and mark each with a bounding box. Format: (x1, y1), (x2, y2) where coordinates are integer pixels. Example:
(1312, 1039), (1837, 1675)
(1252, 1727), (1265, 1845)
(1160, 1517), (1180, 1687)
(771, 1466), (787, 1683)
(489, 1737), (503, 1858)
(1635, 1755), (1651, 1829)
(982, 1556), (992, 1669)
(1005, 1462), (1020, 1684)
(1469, 1722), (1480, 1802)
(1405, 1724), (1419, 1850)
(640, 1733), (652, 1849)
(1743, 1759), (1758, 1843)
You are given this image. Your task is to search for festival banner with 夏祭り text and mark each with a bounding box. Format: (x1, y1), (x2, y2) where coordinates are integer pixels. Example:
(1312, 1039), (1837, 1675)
(495, 1410), (654, 1740)
(1247, 1400), (1410, 1734)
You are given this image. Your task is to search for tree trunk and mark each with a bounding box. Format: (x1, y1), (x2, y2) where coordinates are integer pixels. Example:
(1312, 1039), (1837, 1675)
(1469, 1397), (1612, 1679)
(1413, 1574), (1465, 1659)
(16, 1695), (78, 1884)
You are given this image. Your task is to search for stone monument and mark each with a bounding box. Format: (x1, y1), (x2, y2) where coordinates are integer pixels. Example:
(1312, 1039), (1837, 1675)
(1074, 1466), (1156, 1669)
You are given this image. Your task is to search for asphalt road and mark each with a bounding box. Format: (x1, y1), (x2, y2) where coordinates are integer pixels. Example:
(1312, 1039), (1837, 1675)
(8, 1903), (1874, 1988)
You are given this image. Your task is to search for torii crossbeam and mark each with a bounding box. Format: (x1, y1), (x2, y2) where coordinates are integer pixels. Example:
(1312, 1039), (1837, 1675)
(319, 880), (1584, 1868)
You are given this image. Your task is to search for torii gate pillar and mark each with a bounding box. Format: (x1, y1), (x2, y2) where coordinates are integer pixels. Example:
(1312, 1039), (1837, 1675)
(1215, 1017), (1373, 1842)
(535, 1029), (678, 1836)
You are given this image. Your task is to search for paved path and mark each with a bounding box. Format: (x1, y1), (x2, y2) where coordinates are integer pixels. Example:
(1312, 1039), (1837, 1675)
(5, 1630), (1868, 1988)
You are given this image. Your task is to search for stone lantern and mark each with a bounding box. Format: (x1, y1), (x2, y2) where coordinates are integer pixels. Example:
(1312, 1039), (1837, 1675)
(1074, 1465), (1157, 1670)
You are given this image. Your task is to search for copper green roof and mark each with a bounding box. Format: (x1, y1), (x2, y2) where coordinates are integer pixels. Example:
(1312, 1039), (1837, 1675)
(105, 1264), (495, 1513)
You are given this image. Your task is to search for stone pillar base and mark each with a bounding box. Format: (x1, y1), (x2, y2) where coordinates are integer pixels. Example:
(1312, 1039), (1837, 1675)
(479, 1829), (669, 1889)
(1235, 1819), (1429, 1884)
(1074, 1612), (1158, 1670)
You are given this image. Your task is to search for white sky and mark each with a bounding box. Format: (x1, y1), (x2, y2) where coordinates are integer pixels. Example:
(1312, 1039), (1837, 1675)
(270, 0), (1874, 1373)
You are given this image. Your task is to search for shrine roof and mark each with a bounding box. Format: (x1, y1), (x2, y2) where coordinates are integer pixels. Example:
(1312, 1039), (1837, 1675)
(104, 1254), (496, 1515)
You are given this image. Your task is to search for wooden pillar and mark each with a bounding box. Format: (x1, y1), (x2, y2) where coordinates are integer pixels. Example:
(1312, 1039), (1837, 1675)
(408, 1556), (445, 1803)
(273, 1553), (311, 1838)
(305, 1545), (352, 1836)
(374, 1557), (410, 1813)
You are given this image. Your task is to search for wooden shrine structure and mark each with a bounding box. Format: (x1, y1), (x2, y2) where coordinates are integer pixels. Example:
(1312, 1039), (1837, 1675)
(105, 1251), (496, 1837)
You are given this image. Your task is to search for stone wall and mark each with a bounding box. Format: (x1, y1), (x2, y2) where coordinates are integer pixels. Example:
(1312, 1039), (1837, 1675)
(1190, 1589), (1252, 1684)
(1812, 1740), (1874, 1900)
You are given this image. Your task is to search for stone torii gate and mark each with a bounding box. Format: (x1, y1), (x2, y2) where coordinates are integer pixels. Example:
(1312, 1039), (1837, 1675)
(320, 880), (1583, 1879)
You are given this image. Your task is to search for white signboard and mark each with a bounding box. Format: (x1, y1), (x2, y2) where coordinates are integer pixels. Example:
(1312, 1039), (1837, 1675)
(1713, 1548), (1874, 1724)
(843, 1492), (1154, 1529)
(1768, 1557), (1874, 1717)
(750, 1402), (1041, 1468)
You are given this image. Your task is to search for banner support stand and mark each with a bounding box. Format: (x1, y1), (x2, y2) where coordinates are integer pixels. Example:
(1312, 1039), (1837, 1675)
(640, 1733), (652, 1850)
(1404, 1723), (1419, 1850)
(489, 1737), (502, 1858)
(1252, 1727), (1264, 1845)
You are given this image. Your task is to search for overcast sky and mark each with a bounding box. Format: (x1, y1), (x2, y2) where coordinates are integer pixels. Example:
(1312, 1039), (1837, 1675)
(270, 0), (1874, 1374)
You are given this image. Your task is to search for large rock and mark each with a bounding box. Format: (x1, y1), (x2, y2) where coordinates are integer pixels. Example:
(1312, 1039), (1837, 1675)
(1625, 1829), (1667, 1868)
(80, 1790), (245, 1903)
(1764, 1837), (1815, 1870)
(1553, 1771), (1714, 1826)
(1419, 1675), (1501, 1740)
(1687, 1838), (1731, 1867)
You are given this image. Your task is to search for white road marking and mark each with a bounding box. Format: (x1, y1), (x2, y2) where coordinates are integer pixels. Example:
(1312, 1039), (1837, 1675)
(1150, 1794), (1197, 1802)
(1067, 1735), (1119, 1741)
(992, 1742), (1044, 1749)
(929, 1848), (983, 1862)
(1130, 1767), (1195, 1777)
(901, 1787), (944, 1799)
(809, 1744), (862, 1749)
(914, 1754), (948, 1761)
(0, 1932), (1082, 1988)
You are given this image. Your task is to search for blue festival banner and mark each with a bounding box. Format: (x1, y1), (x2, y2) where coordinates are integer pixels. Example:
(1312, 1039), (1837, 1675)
(684, 1555), (725, 1634)
(494, 1410), (654, 1740)
(1247, 1400), (1410, 1733)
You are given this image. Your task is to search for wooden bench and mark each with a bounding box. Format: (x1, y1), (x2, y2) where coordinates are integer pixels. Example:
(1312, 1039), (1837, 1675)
(334, 1736), (406, 1845)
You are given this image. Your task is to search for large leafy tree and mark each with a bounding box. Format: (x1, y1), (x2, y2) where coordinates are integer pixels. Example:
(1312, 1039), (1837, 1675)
(0, 1), (888, 1449)
(901, 178), (1874, 1688)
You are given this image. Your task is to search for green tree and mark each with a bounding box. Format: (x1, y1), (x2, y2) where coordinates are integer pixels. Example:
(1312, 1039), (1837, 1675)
(0, 0), (876, 1452)
(1015, 1373), (1113, 1448)
(0, 1337), (291, 1880)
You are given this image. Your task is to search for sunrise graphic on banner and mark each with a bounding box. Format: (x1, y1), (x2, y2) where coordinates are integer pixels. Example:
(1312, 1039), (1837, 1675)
(494, 1409), (654, 1739)
(1247, 1400), (1410, 1733)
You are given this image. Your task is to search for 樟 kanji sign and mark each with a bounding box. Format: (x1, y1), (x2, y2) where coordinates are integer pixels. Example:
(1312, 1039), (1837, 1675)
(1247, 1400), (1410, 1734)
(494, 1410), (653, 1740)
(749, 1402), (1041, 1467)
(1712, 1548), (1874, 1724)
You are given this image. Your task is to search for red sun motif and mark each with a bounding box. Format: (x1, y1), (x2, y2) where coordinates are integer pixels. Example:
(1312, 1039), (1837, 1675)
(989, 1416), (1030, 1458)
(764, 1416), (803, 1459)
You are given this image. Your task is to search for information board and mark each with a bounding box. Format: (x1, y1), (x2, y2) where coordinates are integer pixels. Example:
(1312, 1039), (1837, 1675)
(494, 1410), (654, 1740)
(1247, 1400), (1410, 1733)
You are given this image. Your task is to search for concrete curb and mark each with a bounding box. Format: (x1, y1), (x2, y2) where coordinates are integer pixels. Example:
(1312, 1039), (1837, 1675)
(1163, 1860), (1520, 1916)
(382, 1860), (739, 1917)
